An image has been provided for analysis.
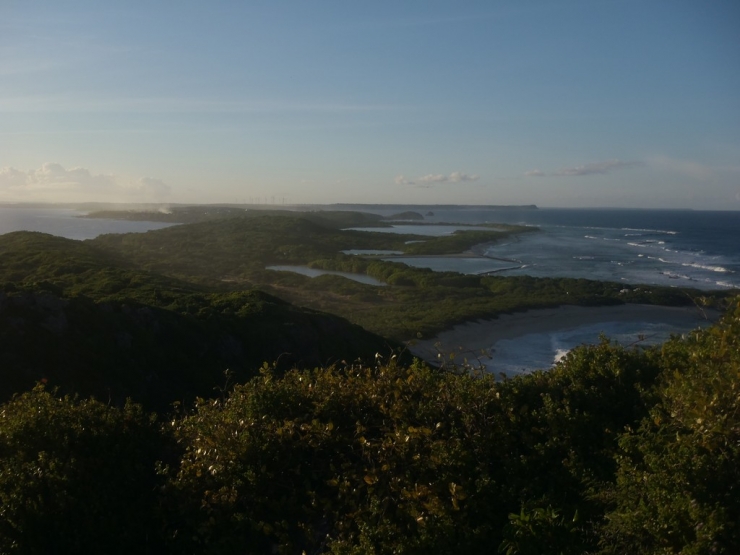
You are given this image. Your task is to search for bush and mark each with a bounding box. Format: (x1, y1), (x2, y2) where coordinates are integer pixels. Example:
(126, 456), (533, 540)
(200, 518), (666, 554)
(0, 387), (167, 554)
(165, 361), (510, 554)
(600, 302), (740, 554)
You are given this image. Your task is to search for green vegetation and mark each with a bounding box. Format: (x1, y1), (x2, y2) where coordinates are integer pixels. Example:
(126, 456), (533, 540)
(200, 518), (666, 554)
(1, 300), (737, 553)
(84, 206), (390, 227)
(0, 209), (730, 407)
(0, 283), (398, 412)
(79, 210), (727, 339)
(0, 387), (166, 554)
(402, 224), (535, 255)
(0, 230), (400, 411)
(599, 312), (740, 553)
(0, 208), (737, 551)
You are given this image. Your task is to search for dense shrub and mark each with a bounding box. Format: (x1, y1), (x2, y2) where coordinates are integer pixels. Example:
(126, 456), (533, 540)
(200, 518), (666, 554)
(0, 387), (167, 554)
(599, 302), (740, 554)
(165, 361), (510, 554)
(0, 301), (737, 554)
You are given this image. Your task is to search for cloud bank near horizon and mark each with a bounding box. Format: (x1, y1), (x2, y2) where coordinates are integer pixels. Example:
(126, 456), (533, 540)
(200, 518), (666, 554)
(395, 172), (480, 186)
(0, 163), (171, 202)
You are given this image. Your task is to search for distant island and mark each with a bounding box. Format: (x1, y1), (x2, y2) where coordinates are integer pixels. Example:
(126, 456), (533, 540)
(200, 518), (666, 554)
(385, 211), (425, 221)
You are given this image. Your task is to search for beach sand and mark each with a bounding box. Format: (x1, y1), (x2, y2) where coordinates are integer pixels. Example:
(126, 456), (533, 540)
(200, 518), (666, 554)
(409, 303), (719, 374)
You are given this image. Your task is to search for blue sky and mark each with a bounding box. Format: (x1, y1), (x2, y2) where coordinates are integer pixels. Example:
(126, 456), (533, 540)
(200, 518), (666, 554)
(1, 0), (739, 208)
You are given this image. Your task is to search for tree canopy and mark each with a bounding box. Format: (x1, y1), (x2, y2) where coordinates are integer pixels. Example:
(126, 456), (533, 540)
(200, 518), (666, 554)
(0, 300), (737, 553)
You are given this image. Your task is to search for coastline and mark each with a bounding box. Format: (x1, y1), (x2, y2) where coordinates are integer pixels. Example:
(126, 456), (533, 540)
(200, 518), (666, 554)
(409, 303), (720, 370)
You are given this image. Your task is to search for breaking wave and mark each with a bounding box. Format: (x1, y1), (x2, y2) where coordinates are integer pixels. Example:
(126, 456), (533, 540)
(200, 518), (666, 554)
(682, 262), (731, 273)
(621, 227), (678, 235)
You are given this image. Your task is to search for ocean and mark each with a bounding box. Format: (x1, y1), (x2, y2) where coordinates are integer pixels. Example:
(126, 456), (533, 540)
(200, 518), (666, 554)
(351, 206), (740, 291)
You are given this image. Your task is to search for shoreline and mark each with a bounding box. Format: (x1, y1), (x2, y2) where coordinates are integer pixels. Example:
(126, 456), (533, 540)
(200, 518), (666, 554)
(409, 303), (720, 365)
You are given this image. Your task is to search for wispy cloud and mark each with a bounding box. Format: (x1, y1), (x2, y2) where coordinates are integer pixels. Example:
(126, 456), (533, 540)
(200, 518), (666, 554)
(395, 172), (479, 186)
(0, 163), (171, 202)
(524, 159), (642, 177)
(0, 94), (404, 114)
(554, 159), (642, 176)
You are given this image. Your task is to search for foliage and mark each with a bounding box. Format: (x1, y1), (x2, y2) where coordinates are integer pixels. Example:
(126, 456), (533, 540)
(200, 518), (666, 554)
(599, 301), (740, 554)
(84, 207), (388, 228)
(0, 209), (736, 552)
(487, 340), (664, 554)
(499, 505), (583, 555)
(165, 360), (511, 554)
(0, 284), (398, 412)
(86, 213), (726, 339)
(0, 386), (167, 554)
(402, 225), (534, 255)
(0, 302), (737, 552)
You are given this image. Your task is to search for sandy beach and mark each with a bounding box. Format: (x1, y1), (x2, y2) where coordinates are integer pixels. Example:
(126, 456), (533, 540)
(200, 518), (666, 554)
(409, 303), (719, 374)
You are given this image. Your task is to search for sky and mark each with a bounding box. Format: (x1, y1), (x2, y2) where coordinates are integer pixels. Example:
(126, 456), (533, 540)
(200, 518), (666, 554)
(1, 0), (739, 209)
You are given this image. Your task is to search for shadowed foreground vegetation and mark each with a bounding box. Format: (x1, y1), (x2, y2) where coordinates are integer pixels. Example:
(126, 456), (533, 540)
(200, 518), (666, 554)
(1, 300), (737, 554)
(0, 282), (398, 412)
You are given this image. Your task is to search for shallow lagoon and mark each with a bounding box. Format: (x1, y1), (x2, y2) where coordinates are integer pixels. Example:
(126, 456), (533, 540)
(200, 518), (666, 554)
(341, 249), (404, 255)
(345, 224), (494, 236)
(266, 265), (386, 286)
(382, 256), (520, 275)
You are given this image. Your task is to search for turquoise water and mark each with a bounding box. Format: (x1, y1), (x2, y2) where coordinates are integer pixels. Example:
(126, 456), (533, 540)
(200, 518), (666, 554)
(4, 205), (736, 290)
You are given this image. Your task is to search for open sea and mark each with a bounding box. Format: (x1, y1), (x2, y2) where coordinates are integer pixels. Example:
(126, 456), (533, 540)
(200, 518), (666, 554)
(349, 206), (740, 291)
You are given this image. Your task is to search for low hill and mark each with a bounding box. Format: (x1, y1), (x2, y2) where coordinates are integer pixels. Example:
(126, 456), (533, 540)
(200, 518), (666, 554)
(0, 232), (400, 411)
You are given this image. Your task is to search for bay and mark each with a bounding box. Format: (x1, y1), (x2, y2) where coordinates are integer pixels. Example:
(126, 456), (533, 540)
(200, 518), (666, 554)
(0, 206), (174, 240)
